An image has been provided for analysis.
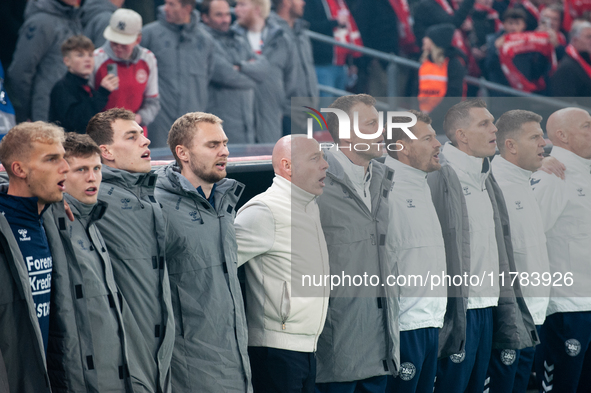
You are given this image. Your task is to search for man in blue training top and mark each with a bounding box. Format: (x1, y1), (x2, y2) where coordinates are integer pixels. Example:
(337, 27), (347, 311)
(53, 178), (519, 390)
(0, 121), (70, 392)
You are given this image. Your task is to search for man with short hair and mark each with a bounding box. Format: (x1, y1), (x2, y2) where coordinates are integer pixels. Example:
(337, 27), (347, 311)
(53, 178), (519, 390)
(0, 122), (69, 393)
(383, 110), (447, 393)
(202, 0), (268, 144)
(44, 132), (131, 393)
(87, 108), (174, 393)
(486, 110), (550, 393)
(315, 94), (399, 392)
(92, 8), (160, 128)
(550, 21), (591, 100)
(429, 99), (537, 393)
(154, 112), (252, 392)
(234, 0), (296, 143)
(142, 0), (256, 147)
(234, 135), (330, 393)
(531, 107), (591, 392)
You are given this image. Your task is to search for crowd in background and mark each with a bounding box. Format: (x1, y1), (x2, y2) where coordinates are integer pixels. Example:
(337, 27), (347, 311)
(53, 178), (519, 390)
(1, 0), (591, 147)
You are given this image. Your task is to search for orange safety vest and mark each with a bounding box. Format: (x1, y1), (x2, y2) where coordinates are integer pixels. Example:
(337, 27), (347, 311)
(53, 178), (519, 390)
(418, 58), (449, 114)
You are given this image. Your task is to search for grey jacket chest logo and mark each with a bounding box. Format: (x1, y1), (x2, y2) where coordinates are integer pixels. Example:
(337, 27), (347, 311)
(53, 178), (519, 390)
(515, 201), (523, 210)
(26, 25), (37, 40)
(77, 239), (87, 250)
(121, 198), (132, 210)
(18, 229), (31, 241)
(577, 188), (586, 197)
(107, 187), (114, 195)
(189, 211), (200, 222)
(463, 187), (471, 196)
(406, 199), (415, 208)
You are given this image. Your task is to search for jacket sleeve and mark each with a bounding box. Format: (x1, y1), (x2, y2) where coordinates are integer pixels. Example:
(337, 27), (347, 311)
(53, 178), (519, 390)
(210, 50), (256, 90)
(50, 82), (110, 133)
(7, 17), (54, 122)
(238, 54), (272, 83)
(531, 173), (567, 233)
(549, 62), (578, 97)
(234, 202), (275, 267)
(136, 51), (160, 126)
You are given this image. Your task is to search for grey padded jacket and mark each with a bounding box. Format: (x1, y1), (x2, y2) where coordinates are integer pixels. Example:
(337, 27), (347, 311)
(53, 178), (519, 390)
(44, 195), (132, 393)
(81, 0), (116, 48)
(427, 153), (539, 358)
(96, 166), (175, 393)
(0, 212), (51, 393)
(154, 163), (252, 393)
(8, 0), (82, 122)
(315, 151), (400, 383)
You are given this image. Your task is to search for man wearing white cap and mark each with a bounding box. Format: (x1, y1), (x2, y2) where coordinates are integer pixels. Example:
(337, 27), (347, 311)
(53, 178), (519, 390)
(91, 8), (160, 129)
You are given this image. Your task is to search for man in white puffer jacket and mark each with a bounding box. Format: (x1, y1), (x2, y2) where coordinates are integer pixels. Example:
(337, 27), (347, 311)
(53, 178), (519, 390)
(235, 135), (330, 393)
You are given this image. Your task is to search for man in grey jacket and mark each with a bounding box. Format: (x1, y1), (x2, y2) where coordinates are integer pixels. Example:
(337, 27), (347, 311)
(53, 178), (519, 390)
(234, 0), (297, 143)
(87, 108), (175, 393)
(81, 0), (124, 47)
(428, 99), (537, 393)
(202, 0), (269, 144)
(271, 0), (319, 134)
(45, 132), (132, 393)
(8, 0), (83, 122)
(315, 94), (399, 392)
(155, 112), (252, 392)
(142, 0), (257, 148)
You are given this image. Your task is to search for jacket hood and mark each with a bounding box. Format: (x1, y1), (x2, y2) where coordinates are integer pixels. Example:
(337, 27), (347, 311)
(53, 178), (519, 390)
(156, 6), (200, 34)
(81, 0), (116, 26)
(101, 165), (158, 190)
(25, 0), (83, 20)
(64, 193), (107, 224)
(99, 40), (142, 63)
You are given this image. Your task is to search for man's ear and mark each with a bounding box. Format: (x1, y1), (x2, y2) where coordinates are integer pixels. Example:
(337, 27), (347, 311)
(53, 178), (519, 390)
(99, 145), (114, 162)
(175, 145), (189, 164)
(397, 140), (410, 158)
(555, 129), (569, 145)
(455, 128), (467, 145)
(11, 161), (27, 180)
(282, 157), (292, 178)
(505, 138), (517, 154)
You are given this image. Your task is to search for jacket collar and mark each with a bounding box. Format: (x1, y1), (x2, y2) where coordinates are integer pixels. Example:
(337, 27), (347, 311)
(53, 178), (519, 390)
(329, 146), (373, 188)
(101, 41), (141, 64)
(101, 165), (157, 190)
(156, 6), (200, 35)
(491, 155), (532, 185)
(551, 146), (591, 174)
(441, 142), (490, 189)
(273, 174), (317, 207)
(384, 155), (428, 185)
(0, 185), (50, 221)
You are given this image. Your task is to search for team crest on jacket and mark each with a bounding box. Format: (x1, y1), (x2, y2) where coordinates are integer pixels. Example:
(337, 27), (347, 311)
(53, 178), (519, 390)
(121, 198), (132, 210)
(406, 199), (416, 208)
(500, 349), (517, 365)
(399, 362), (416, 381)
(136, 69), (148, 84)
(450, 352), (465, 363)
(515, 201), (523, 210)
(565, 339), (581, 356)
(18, 229), (31, 241)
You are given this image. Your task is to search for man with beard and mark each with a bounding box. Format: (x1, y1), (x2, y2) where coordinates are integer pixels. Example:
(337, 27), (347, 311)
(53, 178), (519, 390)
(154, 112), (252, 392)
(383, 110), (447, 393)
(87, 108), (174, 393)
(314, 94), (399, 392)
(0, 122), (69, 392)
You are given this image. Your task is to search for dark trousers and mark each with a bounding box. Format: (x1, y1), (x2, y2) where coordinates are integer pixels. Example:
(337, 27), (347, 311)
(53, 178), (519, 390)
(534, 311), (591, 393)
(387, 328), (439, 393)
(434, 307), (493, 393)
(249, 346), (316, 393)
(316, 376), (388, 393)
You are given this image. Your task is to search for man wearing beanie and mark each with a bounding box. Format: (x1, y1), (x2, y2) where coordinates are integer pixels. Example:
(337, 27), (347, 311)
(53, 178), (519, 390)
(91, 8), (161, 129)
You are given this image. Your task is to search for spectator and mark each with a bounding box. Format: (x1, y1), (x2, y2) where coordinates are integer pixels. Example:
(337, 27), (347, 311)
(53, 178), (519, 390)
(538, 4), (567, 59)
(550, 21), (591, 99)
(142, 0), (255, 148)
(531, 107), (591, 393)
(49, 35), (119, 134)
(8, 0), (83, 122)
(484, 8), (527, 90)
(92, 9), (160, 129)
(235, 135), (330, 393)
(202, 0), (264, 144)
(234, 0), (296, 143)
(155, 112), (252, 392)
(383, 110), (447, 393)
(486, 110), (550, 393)
(303, 0), (361, 96)
(86, 108), (174, 393)
(81, 0), (125, 47)
(44, 133), (131, 393)
(418, 24), (466, 126)
(0, 61), (16, 139)
(471, 0), (502, 62)
(429, 99), (537, 393)
(0, 122), (69, 393)
(511, 0), (540, 31)
(271, 0), (319, 134)
(0, 0), (27, 69)
(412, 0), (476, 46)
(314, 94), (400, 392)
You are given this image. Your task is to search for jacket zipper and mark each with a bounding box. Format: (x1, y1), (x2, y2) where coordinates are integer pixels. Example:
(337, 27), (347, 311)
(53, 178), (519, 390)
(280, 281), (290, 330)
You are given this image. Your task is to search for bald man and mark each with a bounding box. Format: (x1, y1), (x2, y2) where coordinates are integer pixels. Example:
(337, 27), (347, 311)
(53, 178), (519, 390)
(530, 107), (591, 393)
(235, 135), (330, 393)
